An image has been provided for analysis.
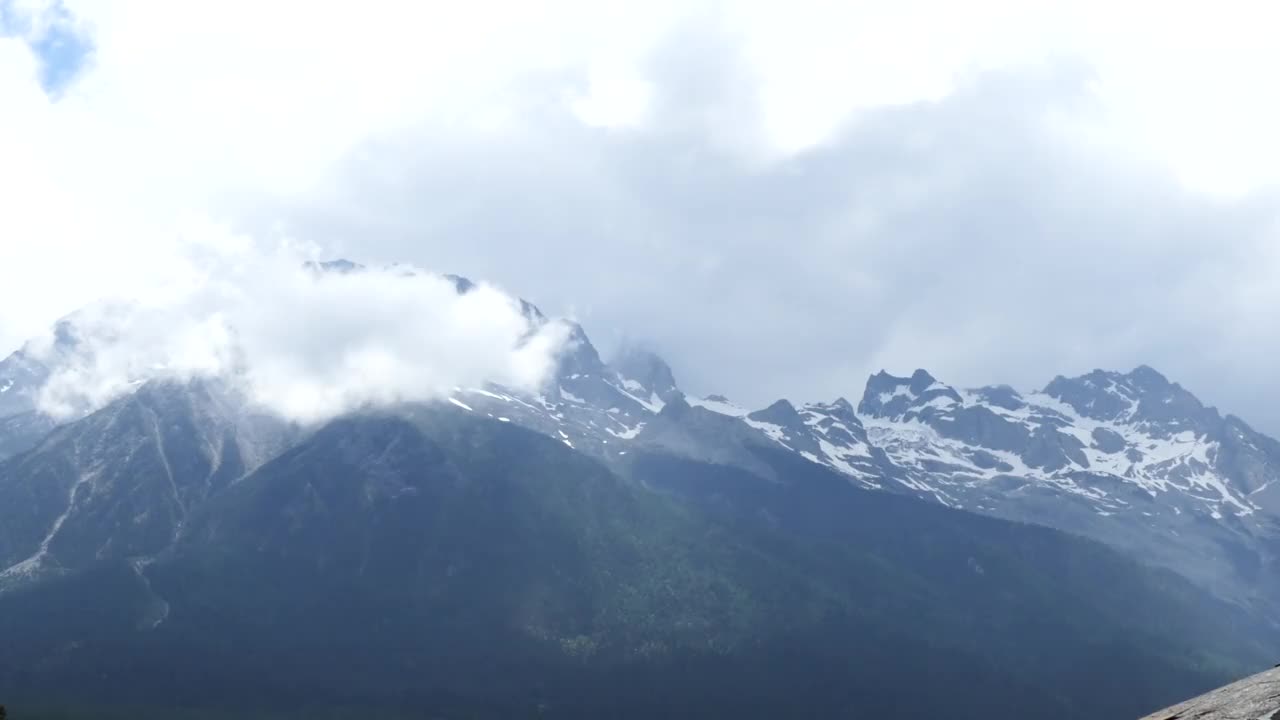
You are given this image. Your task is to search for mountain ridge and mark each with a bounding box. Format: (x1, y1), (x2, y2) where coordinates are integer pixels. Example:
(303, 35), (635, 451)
(3, 266), (1279, 624)
(2, 263), (1280, 717)
(0, 389), (1273, 719)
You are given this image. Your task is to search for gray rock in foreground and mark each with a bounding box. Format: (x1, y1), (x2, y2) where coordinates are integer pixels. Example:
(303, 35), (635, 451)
(1140, 666), (1280, 719)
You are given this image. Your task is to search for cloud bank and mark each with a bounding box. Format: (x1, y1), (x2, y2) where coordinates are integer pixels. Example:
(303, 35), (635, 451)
(29, 242), (570, 423)
(3, 1), (1280, 433)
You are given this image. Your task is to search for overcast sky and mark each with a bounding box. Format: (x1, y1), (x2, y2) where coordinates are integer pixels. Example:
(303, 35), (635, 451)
(3, 1), (1280, 432)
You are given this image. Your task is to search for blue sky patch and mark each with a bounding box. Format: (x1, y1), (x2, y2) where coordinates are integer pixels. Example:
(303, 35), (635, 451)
(0, 0), (94, 96)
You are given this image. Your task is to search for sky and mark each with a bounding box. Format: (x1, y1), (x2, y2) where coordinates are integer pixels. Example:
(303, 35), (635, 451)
(2, 1), (1280, 431)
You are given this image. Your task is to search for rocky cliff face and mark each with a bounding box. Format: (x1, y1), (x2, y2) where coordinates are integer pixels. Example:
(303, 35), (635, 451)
(0, 379), (295, 590)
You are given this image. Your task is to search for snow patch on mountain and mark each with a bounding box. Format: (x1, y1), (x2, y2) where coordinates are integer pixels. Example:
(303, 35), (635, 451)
(687, 394), (748, 417)
(744, 418), (790, 447)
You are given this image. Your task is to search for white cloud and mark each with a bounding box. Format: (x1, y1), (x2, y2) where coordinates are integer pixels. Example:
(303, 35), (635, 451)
(3, 0), (1280, 432)
(0, 0), (697, 354)
(31, 238), (571, 423)
(570, 62), (653, 129)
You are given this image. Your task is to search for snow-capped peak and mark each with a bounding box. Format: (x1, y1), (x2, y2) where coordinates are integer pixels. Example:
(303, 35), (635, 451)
(857, 369), (964, 420)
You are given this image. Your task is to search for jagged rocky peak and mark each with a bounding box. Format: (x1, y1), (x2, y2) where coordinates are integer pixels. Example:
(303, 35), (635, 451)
(858, 370), (911, 416)
(798, 397), (872, 452)
(907, 368), (941, 393)
(0, 312), (98, 419)
(967, 384), (1025, 411)
(748, 399), (802, 427)
(1127, 363), (1169, 386)
(1043, 365), (1218, 433)
(557, 322), (607, 378)
(610, 347), (681, 402)
(303, 258), (365, 275)
(805, 396), (861, 424)
(857, 369), (962, 418)
(518, 298), (547, 324)
(1043, 368), (1143, 421)
(443, 273), (476, 293)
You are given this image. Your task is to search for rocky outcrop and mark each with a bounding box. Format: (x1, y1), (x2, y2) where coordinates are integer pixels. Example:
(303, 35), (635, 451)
(1140, 666), (1280, 719)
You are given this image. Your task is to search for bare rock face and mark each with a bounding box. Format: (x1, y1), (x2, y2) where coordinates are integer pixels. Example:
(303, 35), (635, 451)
(1140, 666), (1280, 720)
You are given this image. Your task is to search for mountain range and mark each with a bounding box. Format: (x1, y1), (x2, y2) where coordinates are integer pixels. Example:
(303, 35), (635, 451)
(1, 263), (1277, 719)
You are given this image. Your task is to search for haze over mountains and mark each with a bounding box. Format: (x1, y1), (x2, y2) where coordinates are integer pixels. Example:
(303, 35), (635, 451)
(10, 2), (1280, 718)
(1, 262), (1278, 719)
